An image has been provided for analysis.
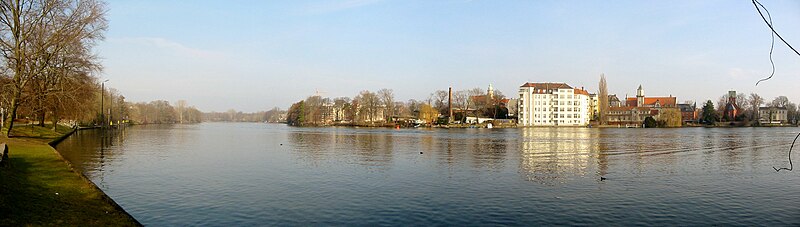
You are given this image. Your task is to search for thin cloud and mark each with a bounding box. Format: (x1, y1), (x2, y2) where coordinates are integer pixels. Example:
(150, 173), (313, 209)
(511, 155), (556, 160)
(111, 37), (223, 59)
(305, 0), (383, 14)
(728, 68), (758, 80)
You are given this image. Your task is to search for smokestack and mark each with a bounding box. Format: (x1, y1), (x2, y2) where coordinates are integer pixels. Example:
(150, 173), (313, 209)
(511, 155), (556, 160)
(448, 87), (453, 123)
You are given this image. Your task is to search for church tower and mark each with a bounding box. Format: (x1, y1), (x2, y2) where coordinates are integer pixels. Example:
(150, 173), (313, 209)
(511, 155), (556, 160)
(636, 85), (645, 107)
(488, 84), (495, 100)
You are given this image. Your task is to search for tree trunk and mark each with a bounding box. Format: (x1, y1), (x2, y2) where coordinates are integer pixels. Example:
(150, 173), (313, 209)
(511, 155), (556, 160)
(51, 109), (59, 131)
(5, 99), (19, 136)
(38, 111), (46, 127)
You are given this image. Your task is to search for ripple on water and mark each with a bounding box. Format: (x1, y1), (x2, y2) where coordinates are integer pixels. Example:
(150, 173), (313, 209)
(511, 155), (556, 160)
(53, 124), (800, 226)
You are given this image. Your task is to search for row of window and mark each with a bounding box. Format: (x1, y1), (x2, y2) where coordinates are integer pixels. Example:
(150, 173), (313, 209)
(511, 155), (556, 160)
(532, 101), (583, 106)
(531, 120), (583, 124)
(533, 114), (583, 119)
(534, 107), (583, 112)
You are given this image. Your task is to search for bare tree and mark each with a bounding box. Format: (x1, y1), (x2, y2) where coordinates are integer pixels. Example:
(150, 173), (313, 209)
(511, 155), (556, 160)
(749, 93), (764, 121)
(0, 0), (107, 135)
(377, 88), (394, 123)
(175, 100), (187, 123)
(598, 74), (608, 125)
(452, 90), (466, 121)
(466, 88), (483, 121)
(771, 96), (789, 108)
(304, 95), (323, 125)
(354, 90), (379, 123)
(432, 90), (448, 114)
(332, 97), (350, 122)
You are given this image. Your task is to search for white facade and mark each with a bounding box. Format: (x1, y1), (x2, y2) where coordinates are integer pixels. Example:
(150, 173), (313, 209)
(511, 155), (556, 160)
(759, 106), (788, 124)
(518, 83), (591, 127)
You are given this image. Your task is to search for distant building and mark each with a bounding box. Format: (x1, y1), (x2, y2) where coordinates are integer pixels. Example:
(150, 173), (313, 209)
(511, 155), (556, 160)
(625, 85), (677, 108)
(506, 98), (518, 119)
(517, 82), (591, 127)
(609, 94), (622, 107)
(759, 106), (788, 124)
(467, 84), (510, 119)
(607, 106), (658, 127)
(607, 85), (680, 127)
(588, 93), (598, 121)
(722, 91), (743, 121)
(677, 103), (698, 123)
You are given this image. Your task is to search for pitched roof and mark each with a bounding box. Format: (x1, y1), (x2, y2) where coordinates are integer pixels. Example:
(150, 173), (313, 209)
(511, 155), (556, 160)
(625, 97), (677, 107)
(519, 82), (572, 89)
(677, 104), (695, 112)
(759, 106), (788, 110)
(573, 89), (590, 96)
(609, 106), (652, 111)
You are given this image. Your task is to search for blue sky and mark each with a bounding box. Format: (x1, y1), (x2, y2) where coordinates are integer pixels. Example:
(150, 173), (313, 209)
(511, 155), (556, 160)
(98, 0), (800, 112)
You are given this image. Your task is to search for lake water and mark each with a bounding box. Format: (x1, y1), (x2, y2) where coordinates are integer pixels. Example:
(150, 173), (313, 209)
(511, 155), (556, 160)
(56, 123), (800, 226)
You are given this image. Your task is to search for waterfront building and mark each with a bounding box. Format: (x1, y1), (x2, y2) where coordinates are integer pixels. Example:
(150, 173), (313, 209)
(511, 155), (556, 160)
(677, 103), (698, 123)
(517, 82), (591, 127)
(607, 85), (680, 127)
(759, 106), (788, 124)
(588, 93), (598, 121)
(606, 106), (657, 127)
(625, 85), (677, 108)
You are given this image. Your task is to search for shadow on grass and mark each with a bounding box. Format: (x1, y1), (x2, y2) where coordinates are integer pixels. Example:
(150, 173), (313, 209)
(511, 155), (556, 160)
(0, 140), (139, 226)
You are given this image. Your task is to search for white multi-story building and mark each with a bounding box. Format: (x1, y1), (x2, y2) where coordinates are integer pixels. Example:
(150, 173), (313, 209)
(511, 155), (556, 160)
(517, 82), (591, 127)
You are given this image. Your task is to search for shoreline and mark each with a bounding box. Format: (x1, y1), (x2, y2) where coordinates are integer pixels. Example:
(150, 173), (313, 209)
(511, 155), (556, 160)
(0, 126), (141, 226)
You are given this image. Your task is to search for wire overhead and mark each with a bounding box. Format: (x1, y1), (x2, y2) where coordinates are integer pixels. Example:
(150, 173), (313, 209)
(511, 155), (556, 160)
(751, 0), (799, 172)
(752, 0), (800, 85)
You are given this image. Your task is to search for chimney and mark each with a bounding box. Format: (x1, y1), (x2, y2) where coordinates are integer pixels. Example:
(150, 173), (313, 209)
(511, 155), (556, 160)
(448, 87), (453, 123)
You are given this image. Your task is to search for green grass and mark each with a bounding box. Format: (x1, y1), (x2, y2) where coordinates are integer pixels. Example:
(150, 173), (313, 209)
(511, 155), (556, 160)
(0, 126), (140, 226)
(5, 123), (75, 139)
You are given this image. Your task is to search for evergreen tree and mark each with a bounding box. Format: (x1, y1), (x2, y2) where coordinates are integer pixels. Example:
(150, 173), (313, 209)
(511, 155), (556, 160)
(702, 100), (718, 125)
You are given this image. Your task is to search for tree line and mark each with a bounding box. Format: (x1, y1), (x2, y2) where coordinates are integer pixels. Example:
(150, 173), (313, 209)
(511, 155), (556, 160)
(702, 93), (799, 125)
(287, 87), (509, 126)
(203, 107), (285, 123)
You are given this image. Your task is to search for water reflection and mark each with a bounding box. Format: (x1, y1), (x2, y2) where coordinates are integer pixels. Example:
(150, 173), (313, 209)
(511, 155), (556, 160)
(52, 124), (800, 225)
(288, 128), (396, 168)
(519, 127), (598, 184)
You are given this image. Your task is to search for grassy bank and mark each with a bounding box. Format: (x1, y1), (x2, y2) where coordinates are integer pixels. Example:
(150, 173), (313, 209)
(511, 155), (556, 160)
(0, 125), (140, 226)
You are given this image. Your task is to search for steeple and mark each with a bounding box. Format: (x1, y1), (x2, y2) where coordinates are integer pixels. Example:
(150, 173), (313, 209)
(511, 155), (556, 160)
(636, 85), (645, 107)
(636, 85), (644, 97)
(488, 84), (494, 100)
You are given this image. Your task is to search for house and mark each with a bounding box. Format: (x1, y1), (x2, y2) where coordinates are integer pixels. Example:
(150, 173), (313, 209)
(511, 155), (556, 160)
(759, 106), (788, 124)
(589, 93), (598, 121)
(677, 103), (698, 123)
(607, 106), (658, 127)
(517, 82), (591, 127)
(609, 94), (622, 107)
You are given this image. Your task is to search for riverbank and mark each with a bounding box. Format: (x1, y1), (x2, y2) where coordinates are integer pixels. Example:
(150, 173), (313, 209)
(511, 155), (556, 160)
(0, 125), (140, 226)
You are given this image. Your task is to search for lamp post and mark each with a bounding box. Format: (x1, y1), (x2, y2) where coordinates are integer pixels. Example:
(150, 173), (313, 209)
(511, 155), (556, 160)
(100, 79), (108, 128)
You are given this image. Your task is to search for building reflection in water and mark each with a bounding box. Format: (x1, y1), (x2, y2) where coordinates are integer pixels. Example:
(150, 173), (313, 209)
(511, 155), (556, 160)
(519, 127), (600, 185)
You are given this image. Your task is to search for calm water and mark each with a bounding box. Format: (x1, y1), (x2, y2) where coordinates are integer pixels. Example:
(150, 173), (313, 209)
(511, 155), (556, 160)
(56, 123), (800, 226)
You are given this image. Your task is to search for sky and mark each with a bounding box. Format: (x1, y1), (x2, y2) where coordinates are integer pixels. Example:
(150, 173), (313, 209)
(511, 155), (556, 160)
(98, 0), (800, 112)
